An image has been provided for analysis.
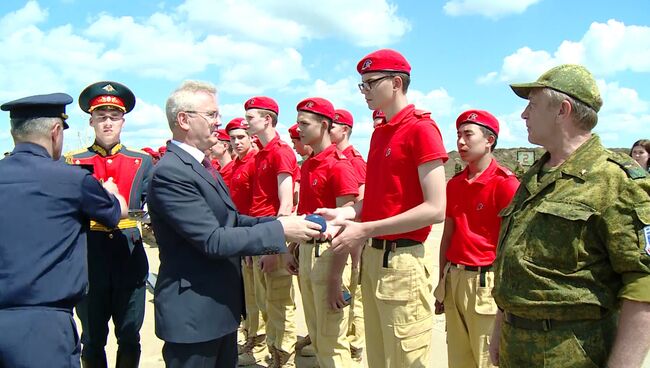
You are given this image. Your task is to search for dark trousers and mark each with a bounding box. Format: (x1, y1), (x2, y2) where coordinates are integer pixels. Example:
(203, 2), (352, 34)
(76, 228), (148, 362)
(0, 308), (81, 368)
(162, 332), (237, 368)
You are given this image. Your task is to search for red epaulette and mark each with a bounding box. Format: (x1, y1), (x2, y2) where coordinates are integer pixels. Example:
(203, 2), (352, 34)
(413, 109), (432, 119)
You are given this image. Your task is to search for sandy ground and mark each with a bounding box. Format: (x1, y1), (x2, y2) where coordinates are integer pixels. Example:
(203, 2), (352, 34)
(76, 222), (650, 367)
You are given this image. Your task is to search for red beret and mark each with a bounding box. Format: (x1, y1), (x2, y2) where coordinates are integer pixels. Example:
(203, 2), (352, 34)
(372, 110), (385, 119)
(217, 129), (231, 142)
(244, 96), (279, 115)
(251, 135), (263, 149)
(357, 49), (411, 75)
(456, 109), (500, 136)
(333, 109), (353, 127)
(225, 117), (247, 132)
(288, 124), (300, 139)
(296, 97), (335, 120)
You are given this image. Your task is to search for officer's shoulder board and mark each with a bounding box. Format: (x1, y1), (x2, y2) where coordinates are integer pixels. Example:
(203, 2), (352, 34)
(334, 150), (347, 160)
(350, 148), (362, 157)
(607, 151), (648, 179)
(413, 109), (431, 119)
(122, 146), (153, 160)
(63, 147), (90, 163)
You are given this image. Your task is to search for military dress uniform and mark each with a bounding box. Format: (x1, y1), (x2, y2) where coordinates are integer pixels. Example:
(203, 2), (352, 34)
(66, 82), (153, 368)
(0, 94), (122, 368)
(493, 135), (650, 367)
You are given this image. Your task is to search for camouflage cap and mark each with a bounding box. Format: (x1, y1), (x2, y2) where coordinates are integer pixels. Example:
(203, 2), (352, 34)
(510, 64), (602, 112)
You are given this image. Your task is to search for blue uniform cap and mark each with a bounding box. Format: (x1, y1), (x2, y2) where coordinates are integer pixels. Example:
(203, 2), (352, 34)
(1, 93), (73, 129)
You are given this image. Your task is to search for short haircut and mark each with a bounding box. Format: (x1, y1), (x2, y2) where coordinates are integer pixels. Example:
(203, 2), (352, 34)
(10, 117), (60, 141)
(478, 125), (498, 151)
(165, 80), (217, 130)
(543, 88), (598, 131)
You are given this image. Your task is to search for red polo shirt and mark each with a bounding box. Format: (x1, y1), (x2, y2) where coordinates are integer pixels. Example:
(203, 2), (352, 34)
(297, 144), (359, 215)
(250, 135), (298, 217)
(229, 150), (257, 215)
(445, 158), (519, 266)
(361, 104), (448, 242)
(342, 145), (366, 185)
(220, 160), (236, 188)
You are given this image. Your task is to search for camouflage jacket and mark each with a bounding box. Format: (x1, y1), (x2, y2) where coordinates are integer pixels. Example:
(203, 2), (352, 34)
(493, 135), (650, 320)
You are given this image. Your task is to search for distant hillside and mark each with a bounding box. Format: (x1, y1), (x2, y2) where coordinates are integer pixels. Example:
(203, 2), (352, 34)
(444, 147), (630, 180)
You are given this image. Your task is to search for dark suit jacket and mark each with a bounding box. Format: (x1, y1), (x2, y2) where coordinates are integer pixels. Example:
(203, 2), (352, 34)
(148, 142), (286, 344)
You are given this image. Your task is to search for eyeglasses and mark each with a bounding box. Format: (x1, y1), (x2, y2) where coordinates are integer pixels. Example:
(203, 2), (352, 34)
(185, 110), (221, 121)
(358, 75), (393, 92)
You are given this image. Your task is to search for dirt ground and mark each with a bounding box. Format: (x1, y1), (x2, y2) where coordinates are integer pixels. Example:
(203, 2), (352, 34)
(75, 222), (650, 367)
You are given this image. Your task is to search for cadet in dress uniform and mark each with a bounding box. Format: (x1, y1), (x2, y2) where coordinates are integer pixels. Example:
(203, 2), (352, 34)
(0, 93), (126, 368)
(65, 81), (153, 368)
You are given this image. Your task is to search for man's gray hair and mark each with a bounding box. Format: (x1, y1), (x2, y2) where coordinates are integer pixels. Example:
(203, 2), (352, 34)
(10, 117), (60, 141)
(165, 80), (217, 130)
(543, 88), (598, 131)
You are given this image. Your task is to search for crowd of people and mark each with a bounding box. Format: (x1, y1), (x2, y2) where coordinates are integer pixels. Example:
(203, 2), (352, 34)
(1, 48), (650, 368)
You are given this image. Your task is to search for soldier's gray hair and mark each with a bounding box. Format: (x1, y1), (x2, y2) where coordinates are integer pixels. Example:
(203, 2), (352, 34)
(165, 80), (218, 130)
(543, 88), (598, 131)
(10, 117), (60, 141)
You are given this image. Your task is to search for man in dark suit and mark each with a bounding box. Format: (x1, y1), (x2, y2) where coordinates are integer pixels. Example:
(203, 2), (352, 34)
(147, 80), (322, 368)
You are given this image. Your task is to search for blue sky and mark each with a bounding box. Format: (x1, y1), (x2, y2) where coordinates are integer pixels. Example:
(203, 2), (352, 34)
(1, 0), (649, 157)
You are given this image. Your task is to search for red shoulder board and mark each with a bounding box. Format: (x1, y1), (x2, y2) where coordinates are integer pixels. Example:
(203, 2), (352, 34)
(351, 148), (362, 157)
(413, 109), (432, 119)
(496, 165), (516, 177)
(335, 150), (347, 160)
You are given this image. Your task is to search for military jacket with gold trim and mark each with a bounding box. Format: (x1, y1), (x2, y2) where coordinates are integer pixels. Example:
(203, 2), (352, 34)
(493, 135), (650, 320)
(65, 143), (153, 231)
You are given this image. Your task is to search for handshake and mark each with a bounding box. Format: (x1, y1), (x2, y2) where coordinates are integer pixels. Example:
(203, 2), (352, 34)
(277, 214), (342, 244)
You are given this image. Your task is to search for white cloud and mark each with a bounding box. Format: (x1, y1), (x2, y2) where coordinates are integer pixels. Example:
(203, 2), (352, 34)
(443, 0), (541, 19)
(295, 77), (363, 108)
(178, 0), (410, 47)
(479, 19), (650, 83)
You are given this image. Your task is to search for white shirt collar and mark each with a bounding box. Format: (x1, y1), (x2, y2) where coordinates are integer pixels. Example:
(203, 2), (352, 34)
(171, 140), (206, 164)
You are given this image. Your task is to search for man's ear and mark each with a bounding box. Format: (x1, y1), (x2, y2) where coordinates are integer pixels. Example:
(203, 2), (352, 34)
(176, 112), (190, 131)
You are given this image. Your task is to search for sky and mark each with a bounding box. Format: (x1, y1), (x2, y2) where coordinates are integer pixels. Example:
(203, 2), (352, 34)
(1, 0), (649, 157)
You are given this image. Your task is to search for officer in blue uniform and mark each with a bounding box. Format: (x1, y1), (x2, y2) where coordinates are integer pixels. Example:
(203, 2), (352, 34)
(0, 93), (127, 368)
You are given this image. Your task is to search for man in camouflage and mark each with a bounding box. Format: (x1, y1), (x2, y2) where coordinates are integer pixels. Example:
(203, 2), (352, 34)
(490, 64), (650, 367)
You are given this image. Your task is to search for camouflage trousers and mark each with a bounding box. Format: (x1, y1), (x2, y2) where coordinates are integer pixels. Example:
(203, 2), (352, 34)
(499, 312), (616, 367)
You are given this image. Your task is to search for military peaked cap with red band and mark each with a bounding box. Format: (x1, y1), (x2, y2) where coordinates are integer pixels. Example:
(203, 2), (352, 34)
(296, 97), (335, 120)
(79, 81), (136, 114)
(333, 109), (354, 127)
(244, 96), (279, 115)
(225, 117), (247, 132)
(288, 124), (300, 139)
(357, 49), (411, 75)
(217, 129), (231, 141)
(456, 109), (500, 136)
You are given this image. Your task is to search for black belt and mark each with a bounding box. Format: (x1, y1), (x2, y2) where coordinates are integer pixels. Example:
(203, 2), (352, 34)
(449, 263), (492, 287)
(311, 238), (327, 257)
(450, 263), (492, 272)
(370, 238), (420, 250)
(503, 311), (604, 332)
(370, 238), (420, 267)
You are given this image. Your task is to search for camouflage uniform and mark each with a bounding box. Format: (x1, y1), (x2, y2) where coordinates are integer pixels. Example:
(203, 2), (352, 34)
(493, 134), (650, 367)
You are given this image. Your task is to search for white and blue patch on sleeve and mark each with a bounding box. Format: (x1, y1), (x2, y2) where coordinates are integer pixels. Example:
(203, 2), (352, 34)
(644, 226), (650, 256)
